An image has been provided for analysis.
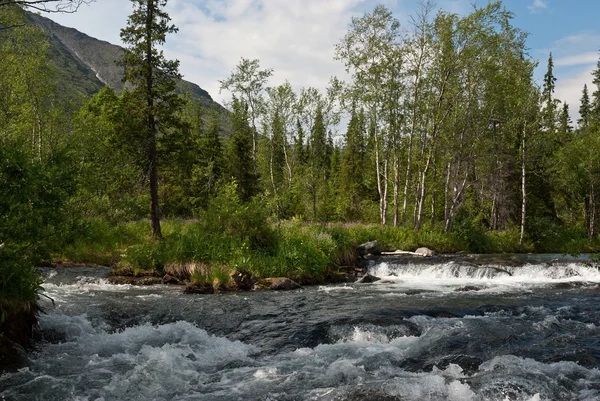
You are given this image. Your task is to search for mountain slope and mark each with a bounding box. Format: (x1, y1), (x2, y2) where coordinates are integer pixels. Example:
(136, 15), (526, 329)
(27, 12), (223, 110)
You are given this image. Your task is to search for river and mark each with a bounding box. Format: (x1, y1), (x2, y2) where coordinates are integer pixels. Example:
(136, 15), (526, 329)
(1, 255), (600, 400)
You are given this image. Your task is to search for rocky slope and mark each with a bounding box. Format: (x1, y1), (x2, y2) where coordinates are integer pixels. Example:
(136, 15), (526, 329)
(27, 12), (224, 110)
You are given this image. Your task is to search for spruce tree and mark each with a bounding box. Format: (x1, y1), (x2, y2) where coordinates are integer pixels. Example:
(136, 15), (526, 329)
(228, 97), (257, 202)
(579, 84), (591, 128)
(119, 0), (183, 239)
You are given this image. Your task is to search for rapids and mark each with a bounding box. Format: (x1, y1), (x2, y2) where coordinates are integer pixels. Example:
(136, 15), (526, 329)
(2, 255), (600, 400)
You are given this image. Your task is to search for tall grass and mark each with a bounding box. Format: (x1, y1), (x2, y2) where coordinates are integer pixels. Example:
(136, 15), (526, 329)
(59, 187), (600, 285)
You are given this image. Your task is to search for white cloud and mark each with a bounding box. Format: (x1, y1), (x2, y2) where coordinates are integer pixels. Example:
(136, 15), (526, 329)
(555, 52), (598, 67)
(555, 68), (594, 125)
(163, 0), (368, 105)
(528, 0), (548, 14)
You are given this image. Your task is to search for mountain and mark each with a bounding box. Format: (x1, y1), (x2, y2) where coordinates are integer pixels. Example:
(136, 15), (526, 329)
(26, 12), (224, 111)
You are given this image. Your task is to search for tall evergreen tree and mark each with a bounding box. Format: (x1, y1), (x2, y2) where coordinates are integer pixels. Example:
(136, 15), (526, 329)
(541, 53), (558, 132)
(591, 54), (600, 123)
(228, 97), (258, 202)
(559, 103), (573, 137)
(579, 84), (591, 128)
(119, 0), (183, 239)
(339, 107), (366, 220)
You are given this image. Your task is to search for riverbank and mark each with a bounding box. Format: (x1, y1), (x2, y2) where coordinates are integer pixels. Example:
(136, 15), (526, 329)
(2, 215), (598, 369)
(53, 217), (600, 294)
(4, 260), (600, 399)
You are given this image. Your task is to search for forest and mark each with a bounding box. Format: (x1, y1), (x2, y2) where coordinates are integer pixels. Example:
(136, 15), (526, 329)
(2, 0), (600, 345)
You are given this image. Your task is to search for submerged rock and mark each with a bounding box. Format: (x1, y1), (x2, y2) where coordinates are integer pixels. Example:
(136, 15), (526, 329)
(455, 285), (484, 292)
(0, 338), (27, 372)
(254, 277), (302, 291)
(356, 274), (381, 283)
(414, 247), (434, 257)
(356, 240), (381, 256)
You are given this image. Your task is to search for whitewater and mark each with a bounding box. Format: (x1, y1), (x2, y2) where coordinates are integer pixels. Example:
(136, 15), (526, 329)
(1, 255), (600, 400)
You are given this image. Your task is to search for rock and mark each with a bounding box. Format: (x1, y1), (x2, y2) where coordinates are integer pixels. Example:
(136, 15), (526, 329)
(184, 283), (213, 294)
(415, 247), (434, 257)
(455, 285), (484, 292)
(356, 273), (381, 283)
(0, 338), (27, 372)
(356, 240), (381, 257)
(254, 277), (302, 291)
(363, 253), (380, 261)
(229, 269), (255, 291)
(326, 271), (355, 284)
(162, 274), (182, 285)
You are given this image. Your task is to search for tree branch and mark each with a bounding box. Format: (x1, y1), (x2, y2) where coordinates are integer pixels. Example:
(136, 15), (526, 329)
(0, 0), (93, 14)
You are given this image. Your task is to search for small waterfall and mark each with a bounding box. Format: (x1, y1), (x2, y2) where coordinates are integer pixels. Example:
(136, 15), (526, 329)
(368, 260), (600, 290)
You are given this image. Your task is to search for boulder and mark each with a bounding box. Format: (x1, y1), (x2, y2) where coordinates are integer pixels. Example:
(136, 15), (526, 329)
(356, 240), (381, 257)
(363, 253), (379, 261)
(0, 338), (27, 372)
(454, 285), (484, 292)
(229, 269), (255, 291)
(356, 273), (381, 283)
(414, 247), (434, 257)
(254, 277), (302, 291)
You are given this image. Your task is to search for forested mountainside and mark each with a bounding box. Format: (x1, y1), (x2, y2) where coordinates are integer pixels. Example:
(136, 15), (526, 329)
(25, 12), (223, 109)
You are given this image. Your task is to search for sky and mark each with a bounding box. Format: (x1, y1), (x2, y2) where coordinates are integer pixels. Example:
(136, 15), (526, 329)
(48, 0), (600, 124)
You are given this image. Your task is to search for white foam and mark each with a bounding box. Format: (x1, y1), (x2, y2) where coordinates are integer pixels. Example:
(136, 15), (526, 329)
(368, 261), (600, 293)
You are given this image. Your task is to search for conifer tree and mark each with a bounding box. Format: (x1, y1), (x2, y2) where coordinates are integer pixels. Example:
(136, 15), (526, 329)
(579, 84), (591, 128)
(119, 0), (183, 239)
(228, 97), (258, 202)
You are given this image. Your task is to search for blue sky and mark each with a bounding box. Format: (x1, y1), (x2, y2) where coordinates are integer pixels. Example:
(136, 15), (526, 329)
(49, 0), (600, 123)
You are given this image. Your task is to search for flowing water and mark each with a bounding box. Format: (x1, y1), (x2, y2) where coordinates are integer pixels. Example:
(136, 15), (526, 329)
(2, 255), (600, 400)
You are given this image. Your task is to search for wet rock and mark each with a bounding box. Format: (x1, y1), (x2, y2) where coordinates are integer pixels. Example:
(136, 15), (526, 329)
(551, 281), (586, 289)
(162, 274), (182, 285)
(356, 240), (381, 256)
(356, 274), (381, 283)
(229, 269), (255, 291)
(455, 285), (484, 292)
(107, 276), (162, 285)
(326, 271), (355, 284)
(184, 283), (213, 294)
(428, 354), (483, 375)
(0, 338), (27, 373)
(253, 277), (302, 291)
(414, 247), (434, 257)
(363, 253), (380, 261)
(423, 309), (460, 318)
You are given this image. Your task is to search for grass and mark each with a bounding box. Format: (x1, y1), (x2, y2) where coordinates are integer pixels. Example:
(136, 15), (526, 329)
(56, 217), (550, 286)
(57, 187), (600, 285)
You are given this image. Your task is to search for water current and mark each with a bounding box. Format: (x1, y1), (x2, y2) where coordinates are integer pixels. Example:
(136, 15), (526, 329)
(2, 255), (600, 400)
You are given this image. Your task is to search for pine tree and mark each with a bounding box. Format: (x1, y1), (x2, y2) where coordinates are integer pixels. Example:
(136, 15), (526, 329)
(119, 0), (183, 239)
(339, 107), (366, 220)
(541, 52), (557, 132)
(559, 103), (573, 137)
(228, 97), (258, 202)
(592, 54), (600, 123)
(579, 84), (591, 128)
